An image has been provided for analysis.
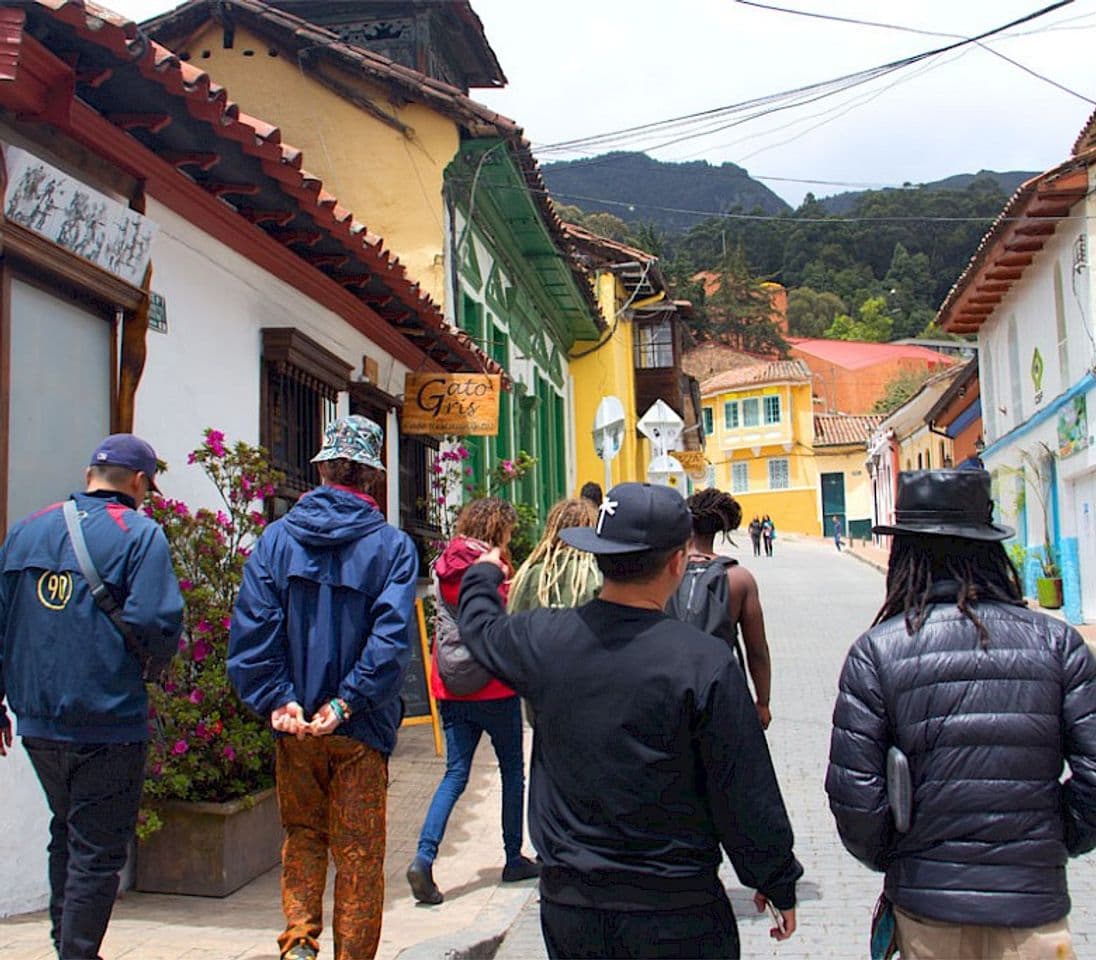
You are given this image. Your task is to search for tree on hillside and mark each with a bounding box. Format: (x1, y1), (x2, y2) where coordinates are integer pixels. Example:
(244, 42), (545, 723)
(695, 246), (787, 356)
(884, 242), (937, 339)
(555, 204), (638, 245)
(873, 368), (933, 414)
(787, 287), (846, 338)
(825, 296), (893, 343)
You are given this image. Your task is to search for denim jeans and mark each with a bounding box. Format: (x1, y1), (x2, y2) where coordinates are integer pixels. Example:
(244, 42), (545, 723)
(23, 738), (147, 960)
(416, 696), (525, 865)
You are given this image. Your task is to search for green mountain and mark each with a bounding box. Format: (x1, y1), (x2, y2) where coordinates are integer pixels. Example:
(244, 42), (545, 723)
(818, 169), (1036, 215)
(540, 152), (791, 232)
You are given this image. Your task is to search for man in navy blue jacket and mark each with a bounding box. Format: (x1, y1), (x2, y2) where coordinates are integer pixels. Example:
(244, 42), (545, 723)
(229, 415), (417, 960)
(0, 433), (183, 960)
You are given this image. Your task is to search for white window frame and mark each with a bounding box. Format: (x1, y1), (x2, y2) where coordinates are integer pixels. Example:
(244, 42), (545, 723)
(732, 461), (749, 493)
(742, 397), (760, 427)
(768, 457), (790, 490)
(723, 400), (739, 430)
(763, 394), (781, 425)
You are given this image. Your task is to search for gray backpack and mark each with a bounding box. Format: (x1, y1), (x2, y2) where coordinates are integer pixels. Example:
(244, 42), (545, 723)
(433, 573), (493, 696)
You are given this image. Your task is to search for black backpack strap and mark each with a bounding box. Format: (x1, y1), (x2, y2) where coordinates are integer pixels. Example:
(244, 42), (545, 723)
(62, 500), (150, 678)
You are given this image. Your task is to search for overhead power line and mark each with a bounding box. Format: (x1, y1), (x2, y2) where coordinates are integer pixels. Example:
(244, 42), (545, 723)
(532, 0), (1073, 158)
(736, 0), (1095, 105)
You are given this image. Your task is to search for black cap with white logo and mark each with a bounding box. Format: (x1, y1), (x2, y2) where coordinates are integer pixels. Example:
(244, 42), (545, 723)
(559, 482), (692, 555)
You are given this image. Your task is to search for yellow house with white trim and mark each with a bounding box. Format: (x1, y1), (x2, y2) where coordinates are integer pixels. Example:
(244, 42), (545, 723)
(700, 360), (817, 535)
(566, 224), (704, 492)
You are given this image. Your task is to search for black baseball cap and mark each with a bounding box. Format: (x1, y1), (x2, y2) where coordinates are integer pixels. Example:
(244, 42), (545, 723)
(89, 433), (161, 493)
(559, 482), (692, 555)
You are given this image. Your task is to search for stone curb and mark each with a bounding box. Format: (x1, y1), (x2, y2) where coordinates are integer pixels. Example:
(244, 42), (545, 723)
(394, 881), (537, 960)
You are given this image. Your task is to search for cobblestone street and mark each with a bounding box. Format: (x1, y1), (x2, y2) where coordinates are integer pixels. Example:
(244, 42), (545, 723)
(495, 535), (1096, 959)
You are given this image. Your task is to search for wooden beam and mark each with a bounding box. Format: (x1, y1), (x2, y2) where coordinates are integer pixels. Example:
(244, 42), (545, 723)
(308, 253), (351, 268)
(238, 208), (294, 226)
(994, 253), (1033, 268)
(267, 228), (322, 246)
(1038, 167), (1088, 197)
(969, 294), (1003, 305)
(1014, 221), (1056, 237)
(75, 65), (112, 88)
(959, 305), (993, 316)
(207, 181), (261, 198)
(976, 282), (1011, 294)
(161, 150), (220, 172)
(1003, 237), (1044, 254)
(985, 268), (1023, 281)
(109, 112), (172, 133)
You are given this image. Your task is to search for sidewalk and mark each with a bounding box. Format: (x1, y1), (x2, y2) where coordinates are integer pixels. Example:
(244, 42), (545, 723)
(0, 723), (538, 960)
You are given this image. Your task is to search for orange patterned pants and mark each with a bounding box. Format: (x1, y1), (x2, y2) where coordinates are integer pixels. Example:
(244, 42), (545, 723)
(275, 736), (388, 960)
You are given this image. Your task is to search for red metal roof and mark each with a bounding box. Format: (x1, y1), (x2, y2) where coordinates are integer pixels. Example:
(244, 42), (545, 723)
(813, 414), (885, 448)
(700, 359), (811, 395)
(12, 0), (504, 379)
(787, 337), (954, 371)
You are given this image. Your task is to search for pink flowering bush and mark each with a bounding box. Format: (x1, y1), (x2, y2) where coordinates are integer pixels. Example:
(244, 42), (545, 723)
(137, 430), (282, 839)
(422, 439), (537, 565)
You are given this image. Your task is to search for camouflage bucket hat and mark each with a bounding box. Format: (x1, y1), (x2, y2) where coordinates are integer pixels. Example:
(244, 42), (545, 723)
(311, 415), (385, 471)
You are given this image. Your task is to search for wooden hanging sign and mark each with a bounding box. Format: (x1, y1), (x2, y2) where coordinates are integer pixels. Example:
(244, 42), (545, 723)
(402, 373), (500, 436)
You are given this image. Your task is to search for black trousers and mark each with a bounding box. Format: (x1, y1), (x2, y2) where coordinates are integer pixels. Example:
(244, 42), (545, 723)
(540, 893), (740, 960)
(23, 738), (147, 960)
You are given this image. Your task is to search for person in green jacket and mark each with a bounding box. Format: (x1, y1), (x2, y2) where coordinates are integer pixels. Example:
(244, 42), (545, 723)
(508, 498), (602, 614)
(508, 498), (602, 727)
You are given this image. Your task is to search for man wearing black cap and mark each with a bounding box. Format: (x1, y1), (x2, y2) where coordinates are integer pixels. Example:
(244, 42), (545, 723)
(826, 470), (1096, 958)
(0, 433), (183, 960)
(458, 482), (802, 959)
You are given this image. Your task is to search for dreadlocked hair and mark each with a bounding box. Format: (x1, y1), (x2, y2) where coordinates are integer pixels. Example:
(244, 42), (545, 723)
(686, 488), (743, 537)
(873, 535), (1025, 648)
(454, 497), (518, 565)
(509, 498), (600, 607)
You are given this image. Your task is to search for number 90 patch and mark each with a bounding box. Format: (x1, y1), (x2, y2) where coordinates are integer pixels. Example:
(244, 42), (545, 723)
(37, 571), (74, 610)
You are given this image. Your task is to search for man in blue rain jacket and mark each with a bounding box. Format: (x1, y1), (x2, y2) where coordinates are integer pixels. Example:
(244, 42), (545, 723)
(229, 414), (417, 960)
(0, 433), (183, 960)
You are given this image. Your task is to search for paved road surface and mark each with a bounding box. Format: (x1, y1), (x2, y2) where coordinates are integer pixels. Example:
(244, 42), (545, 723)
(495, 535), (1096, 959)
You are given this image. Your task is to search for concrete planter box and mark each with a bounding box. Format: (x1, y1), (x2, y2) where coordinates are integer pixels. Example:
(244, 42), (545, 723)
(136, 787), (282, 897)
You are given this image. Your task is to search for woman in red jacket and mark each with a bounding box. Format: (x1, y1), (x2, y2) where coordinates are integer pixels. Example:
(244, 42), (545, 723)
(407, 498), (539, 905)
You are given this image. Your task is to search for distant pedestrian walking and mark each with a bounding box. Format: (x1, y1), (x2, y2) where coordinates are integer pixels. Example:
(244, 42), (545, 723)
(748, 515), (762, 557)
(761, 515), (775, 557)
(459, 483), (802, 958)
(230, 415), (418, 960)
(407, 498), (540, 907)
(832, 515), (843, 551)
(0, 434), (183, 960)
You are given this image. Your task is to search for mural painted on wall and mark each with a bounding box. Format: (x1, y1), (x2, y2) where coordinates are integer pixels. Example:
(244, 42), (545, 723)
(1058, 393), (1091, 459)
(3, 146), (156, 286)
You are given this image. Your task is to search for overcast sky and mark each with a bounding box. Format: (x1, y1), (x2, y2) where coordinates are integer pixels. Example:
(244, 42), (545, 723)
(110, 0), (1096, 208)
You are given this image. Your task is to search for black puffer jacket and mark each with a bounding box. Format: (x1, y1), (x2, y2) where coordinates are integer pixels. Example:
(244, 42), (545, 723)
(826, 585), (1096, 927)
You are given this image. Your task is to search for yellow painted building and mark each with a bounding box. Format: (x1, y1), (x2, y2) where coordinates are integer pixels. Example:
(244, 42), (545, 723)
(700, 360), (818, 535)
(565, 225), (704, 493)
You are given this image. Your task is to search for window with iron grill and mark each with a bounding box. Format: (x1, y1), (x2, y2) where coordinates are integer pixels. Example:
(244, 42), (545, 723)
(261, 328), (350, 502)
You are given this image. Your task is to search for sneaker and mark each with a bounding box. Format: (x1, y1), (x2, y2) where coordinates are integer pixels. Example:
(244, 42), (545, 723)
(501, 855), (541, 883)
(283, 942), (318, 960)
(407, 856), (444, 905)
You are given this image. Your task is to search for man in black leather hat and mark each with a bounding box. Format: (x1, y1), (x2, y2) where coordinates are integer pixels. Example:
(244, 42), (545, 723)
(458, 482), (802, 959)
(826, 469), (1096, 959)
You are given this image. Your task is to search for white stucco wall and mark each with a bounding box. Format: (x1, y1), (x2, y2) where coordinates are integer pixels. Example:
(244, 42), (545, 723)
(1, 196), (416, 918)
(134, 199), (411, 513)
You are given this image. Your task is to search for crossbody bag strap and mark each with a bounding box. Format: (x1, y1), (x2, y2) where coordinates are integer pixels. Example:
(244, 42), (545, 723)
(62, 500), (149, 675)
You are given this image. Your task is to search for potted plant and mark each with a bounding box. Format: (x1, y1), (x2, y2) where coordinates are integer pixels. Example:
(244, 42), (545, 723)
(136, 430), (285, 896)
(1012, 442), (1063, 611)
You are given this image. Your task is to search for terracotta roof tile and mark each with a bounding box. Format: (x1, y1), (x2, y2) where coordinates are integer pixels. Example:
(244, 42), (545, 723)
(700, 359), (811, 395)
(143, 0), (603, 331)
(20, 0), (503, 379)
(813, 414), (886, 447)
